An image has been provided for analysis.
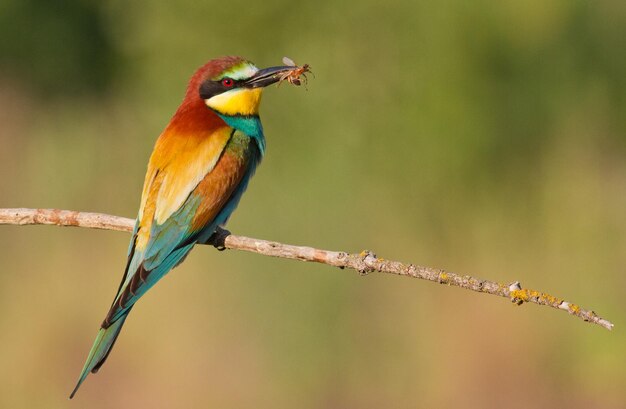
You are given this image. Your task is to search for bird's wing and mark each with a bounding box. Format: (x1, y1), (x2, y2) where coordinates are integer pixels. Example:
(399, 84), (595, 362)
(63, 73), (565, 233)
(102, 126), (257, 327)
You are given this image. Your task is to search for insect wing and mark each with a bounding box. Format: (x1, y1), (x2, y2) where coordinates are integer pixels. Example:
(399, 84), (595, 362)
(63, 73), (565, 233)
(282, 56), (296, 66)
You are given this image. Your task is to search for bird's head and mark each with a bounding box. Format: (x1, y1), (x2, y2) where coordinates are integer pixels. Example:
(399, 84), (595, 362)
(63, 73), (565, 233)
(189, 56), (294, 118)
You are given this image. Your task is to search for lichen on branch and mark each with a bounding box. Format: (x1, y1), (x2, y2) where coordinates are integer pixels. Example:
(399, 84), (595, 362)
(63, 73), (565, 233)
(0, 207), (614, 331)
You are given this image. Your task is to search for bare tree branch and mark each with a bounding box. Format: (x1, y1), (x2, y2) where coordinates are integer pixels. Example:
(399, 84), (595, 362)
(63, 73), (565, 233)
(0, 207), (614, 331)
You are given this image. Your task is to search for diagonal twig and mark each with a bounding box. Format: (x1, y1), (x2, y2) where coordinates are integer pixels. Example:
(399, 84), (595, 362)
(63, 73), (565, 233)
(0, 207), (614, 330)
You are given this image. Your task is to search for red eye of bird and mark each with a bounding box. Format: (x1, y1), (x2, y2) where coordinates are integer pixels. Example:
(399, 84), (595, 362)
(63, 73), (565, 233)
(222, 78), (234, 87)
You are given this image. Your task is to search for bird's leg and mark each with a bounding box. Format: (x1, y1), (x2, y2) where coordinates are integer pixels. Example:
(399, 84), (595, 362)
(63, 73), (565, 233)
(204, 226), (231, 251)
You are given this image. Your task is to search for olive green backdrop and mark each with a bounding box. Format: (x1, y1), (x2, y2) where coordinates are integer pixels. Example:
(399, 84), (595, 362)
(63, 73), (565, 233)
(0, 0), (624, 407)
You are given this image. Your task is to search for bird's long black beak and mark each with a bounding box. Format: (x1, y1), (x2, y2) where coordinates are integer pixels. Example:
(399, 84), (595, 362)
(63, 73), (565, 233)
(244, 66), (294, 88)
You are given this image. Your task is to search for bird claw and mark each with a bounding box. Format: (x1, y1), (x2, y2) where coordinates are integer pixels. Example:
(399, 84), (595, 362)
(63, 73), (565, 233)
(205, 227), (231, 251)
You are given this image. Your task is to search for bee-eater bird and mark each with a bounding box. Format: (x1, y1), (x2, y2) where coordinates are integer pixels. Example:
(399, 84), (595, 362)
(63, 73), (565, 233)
(70, 56), (298, 398)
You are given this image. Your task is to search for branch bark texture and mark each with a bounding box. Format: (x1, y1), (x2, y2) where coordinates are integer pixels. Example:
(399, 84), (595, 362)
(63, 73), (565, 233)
(0, 207), (614, 331)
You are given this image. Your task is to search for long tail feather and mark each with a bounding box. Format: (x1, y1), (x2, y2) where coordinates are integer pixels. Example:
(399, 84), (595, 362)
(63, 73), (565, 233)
(69, 312), (130, 399)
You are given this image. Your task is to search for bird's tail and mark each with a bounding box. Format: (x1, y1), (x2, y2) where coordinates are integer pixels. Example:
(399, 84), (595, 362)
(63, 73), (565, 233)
(69, 311), (130, 399)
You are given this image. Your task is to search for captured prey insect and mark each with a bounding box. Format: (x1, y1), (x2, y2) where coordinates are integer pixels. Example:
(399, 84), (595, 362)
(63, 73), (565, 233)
(277, 56), (313, 87)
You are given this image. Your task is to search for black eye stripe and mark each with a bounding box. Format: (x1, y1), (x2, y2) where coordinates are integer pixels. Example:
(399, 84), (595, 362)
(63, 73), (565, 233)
(199, 77), (243, 99)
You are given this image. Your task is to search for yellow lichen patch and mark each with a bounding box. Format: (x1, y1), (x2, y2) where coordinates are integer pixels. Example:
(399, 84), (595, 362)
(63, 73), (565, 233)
(509, 289), (530, 305)
(570, 304), (581, 314)
(439, 272), (449, 284)
(525, 290), (562, 306)
(509, 289), (529, 301)
(541, 293), (561, 305)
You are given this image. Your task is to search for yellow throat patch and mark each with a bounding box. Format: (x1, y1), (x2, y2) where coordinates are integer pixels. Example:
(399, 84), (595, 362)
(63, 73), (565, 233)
(205, 88), (263, 117)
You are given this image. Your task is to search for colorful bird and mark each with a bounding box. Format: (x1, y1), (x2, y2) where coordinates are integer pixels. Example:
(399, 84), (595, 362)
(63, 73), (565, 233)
(70, 56), (299, 398)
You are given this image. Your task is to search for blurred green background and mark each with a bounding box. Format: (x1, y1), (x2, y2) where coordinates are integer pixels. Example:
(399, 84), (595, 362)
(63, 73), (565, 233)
(0, 0), (625, 407)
